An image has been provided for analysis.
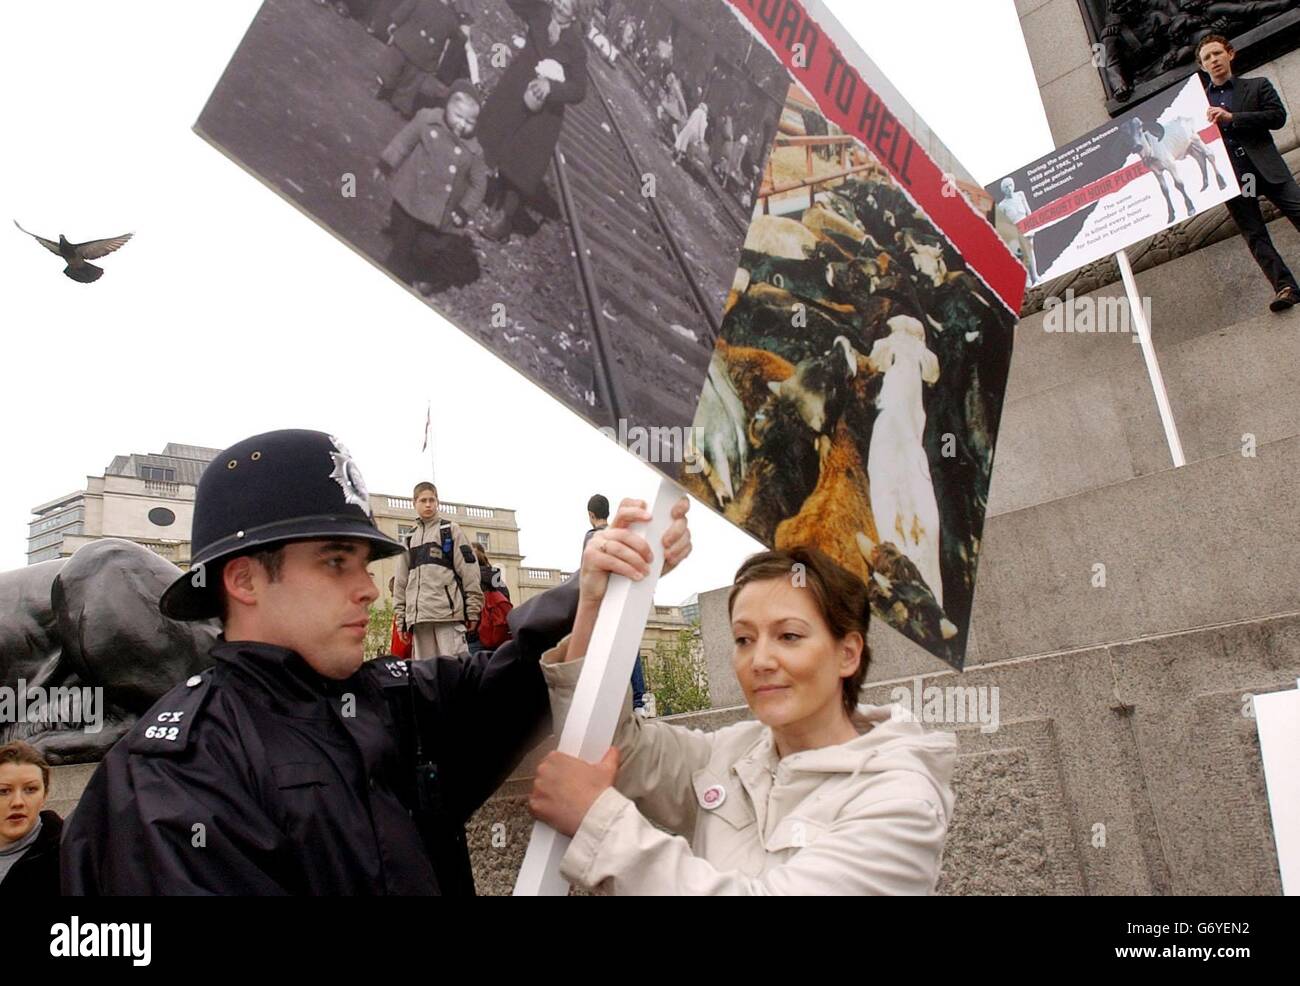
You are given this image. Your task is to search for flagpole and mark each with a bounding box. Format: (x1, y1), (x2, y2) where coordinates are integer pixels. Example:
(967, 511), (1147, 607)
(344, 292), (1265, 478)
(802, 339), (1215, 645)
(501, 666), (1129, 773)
(424, 399), (435, 485)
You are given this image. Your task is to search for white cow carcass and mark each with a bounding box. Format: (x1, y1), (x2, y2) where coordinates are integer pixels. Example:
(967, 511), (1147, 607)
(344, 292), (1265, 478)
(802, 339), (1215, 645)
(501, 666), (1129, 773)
(866, 315), (944, 607)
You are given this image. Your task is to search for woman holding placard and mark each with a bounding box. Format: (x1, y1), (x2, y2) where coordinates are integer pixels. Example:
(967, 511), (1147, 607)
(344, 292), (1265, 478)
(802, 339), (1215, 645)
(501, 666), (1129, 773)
(528, 499), (956, 895)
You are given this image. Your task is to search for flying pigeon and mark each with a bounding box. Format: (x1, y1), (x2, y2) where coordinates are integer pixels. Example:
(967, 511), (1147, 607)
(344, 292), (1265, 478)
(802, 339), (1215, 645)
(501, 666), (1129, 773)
(14, 220), (133, 283)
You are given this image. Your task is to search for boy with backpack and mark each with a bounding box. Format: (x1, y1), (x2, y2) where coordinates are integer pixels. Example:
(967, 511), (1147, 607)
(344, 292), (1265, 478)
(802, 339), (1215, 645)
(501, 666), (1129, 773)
(393, 482), (482, 658)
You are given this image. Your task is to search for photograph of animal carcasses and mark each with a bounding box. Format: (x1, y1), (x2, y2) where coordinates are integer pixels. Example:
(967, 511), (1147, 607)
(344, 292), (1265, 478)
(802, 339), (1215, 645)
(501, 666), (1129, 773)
(683, 88), (1017, 669)
(195, 0), (788, 441)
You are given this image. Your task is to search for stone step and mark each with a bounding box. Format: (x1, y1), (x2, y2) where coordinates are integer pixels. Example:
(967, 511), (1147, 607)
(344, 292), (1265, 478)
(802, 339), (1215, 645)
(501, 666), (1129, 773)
(989, 291), (1300, 516)
(867, 429), (1300, 675)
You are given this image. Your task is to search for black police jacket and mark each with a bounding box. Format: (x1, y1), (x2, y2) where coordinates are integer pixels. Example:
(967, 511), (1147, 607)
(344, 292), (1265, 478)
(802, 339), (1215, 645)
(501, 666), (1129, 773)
(60, 576), (579, 895)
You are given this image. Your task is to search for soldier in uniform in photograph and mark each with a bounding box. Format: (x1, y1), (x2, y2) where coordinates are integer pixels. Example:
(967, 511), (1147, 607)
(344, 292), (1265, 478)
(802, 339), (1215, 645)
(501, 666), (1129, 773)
(59, 428), (692, 895)
(376, 0), (470, 117)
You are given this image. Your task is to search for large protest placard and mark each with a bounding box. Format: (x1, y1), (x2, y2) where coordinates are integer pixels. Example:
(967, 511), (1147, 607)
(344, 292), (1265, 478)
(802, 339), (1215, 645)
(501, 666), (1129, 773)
(678, 2), (1026, 669)
(197, 0), (1025, 669)
(987, 74), (1240, 287)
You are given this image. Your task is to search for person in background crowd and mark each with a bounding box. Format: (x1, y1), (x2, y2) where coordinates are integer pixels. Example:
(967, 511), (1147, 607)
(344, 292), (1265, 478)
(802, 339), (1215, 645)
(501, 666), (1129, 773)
(582, 493), (647, 715)
(528, 539), (955, 895)
(0, 741), (62, 897)
(472, 542), (511, 602)
(477, 0), (593, 242)
(472, 542), (514, 655)
(583, 492), (610, 548)
(658, 70), (689, 138)
(710, 111), (732, 171)
(617, 12), (637, 54)
(1200, 33), (1300, 312)
(393, 481), (483, 659)
(376, 0), (465, 117)
(721, 133), (750, 193)
(674, 93), (709, 166)
(375, 79), (488, 297)
(654, 34), (674, 86)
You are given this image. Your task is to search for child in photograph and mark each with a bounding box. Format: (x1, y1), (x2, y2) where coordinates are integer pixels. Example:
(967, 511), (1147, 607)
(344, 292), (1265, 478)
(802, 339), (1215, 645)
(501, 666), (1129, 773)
(375, 79), (488, 296)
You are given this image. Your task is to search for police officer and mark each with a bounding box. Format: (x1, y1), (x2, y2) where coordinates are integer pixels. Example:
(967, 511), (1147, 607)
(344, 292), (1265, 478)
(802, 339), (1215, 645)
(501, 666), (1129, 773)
(61, 429), (692, 895)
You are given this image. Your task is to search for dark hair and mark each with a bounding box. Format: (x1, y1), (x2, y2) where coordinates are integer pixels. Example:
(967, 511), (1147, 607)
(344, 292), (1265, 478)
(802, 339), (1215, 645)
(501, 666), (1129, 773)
(0, 740), (50, 794)
(472, 543), (490, 567)
(727, 547), (871, 717)
(587, 494), (610, 520)
(1197, 34), (1233, 59)
(413, 482), (438, 499)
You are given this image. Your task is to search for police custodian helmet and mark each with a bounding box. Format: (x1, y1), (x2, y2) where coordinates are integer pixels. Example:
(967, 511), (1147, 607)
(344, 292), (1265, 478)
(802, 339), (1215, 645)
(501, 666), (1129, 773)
(160, 430), (404, 620)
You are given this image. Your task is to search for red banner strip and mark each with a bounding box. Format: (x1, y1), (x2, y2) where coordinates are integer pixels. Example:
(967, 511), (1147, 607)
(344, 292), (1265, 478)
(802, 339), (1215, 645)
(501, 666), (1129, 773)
(728, 0), (1027, 313)
(1016, 125), (1225, 233)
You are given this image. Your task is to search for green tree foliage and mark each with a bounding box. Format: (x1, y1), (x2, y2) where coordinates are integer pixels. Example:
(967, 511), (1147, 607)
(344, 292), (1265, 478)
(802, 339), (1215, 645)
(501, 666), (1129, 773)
(644, 624), (710, 716)
(365, 599), (396, 660)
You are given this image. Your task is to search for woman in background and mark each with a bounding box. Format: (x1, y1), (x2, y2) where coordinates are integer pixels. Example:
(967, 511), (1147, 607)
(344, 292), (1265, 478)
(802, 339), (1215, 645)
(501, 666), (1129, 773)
(477, 0), (593, 241)
(0, 742), (62, 897)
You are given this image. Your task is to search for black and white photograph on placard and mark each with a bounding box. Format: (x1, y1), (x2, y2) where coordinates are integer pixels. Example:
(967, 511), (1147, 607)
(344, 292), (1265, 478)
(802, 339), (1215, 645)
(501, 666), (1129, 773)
(197, 0), (788, 442)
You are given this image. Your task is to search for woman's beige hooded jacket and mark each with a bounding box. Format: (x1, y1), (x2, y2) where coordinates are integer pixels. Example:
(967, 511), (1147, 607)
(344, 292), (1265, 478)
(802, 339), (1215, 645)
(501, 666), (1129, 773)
(541, 640), (956, 896)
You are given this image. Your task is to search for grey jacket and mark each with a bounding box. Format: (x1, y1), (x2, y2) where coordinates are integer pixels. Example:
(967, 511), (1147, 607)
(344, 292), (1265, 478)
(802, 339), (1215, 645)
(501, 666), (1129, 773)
(393, 516), (483, 627)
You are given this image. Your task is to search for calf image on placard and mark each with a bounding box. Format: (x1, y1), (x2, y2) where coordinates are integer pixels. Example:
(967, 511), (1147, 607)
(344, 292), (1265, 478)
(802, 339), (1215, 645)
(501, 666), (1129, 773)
(683, 85), (1017, 668)
(196, 0), (787, 440)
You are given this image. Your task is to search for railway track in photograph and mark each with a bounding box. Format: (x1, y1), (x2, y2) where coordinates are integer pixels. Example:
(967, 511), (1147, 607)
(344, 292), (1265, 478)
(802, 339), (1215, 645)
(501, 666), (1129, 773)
(553, 58), (725, 432)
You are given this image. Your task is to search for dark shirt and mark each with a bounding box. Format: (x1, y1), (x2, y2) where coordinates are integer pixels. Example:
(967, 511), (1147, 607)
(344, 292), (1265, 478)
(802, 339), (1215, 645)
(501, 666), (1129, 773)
(582, 523), (608, 549)
(1207, 76), (1238, 149)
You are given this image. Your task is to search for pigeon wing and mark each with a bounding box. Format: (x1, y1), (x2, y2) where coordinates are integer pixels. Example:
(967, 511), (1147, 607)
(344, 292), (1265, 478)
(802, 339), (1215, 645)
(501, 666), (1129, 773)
(13, 220), (62, 255)
(74, 233), (133, 260)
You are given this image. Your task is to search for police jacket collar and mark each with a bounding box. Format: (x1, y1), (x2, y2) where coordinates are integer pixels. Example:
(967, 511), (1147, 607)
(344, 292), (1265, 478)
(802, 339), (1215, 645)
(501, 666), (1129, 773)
(210, 639), (351, 706)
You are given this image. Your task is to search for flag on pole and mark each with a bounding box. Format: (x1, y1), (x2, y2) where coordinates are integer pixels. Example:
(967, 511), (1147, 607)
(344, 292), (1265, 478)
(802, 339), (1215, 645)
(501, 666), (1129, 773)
(421, 402), (431, 453)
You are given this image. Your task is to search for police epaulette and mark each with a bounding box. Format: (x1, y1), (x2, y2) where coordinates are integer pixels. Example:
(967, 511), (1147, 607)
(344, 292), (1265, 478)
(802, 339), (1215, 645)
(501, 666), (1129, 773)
(128, 668), (217, 756)
(370, 656), (412, 690)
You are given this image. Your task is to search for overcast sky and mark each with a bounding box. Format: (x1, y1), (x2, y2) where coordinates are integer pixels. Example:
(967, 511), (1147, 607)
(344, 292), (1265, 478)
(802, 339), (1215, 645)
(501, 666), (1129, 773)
(0, 0), (1052, 603)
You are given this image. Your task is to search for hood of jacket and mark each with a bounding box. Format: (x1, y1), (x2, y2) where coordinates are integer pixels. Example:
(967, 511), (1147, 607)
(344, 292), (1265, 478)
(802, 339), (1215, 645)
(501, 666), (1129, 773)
(764, 703), (957, 822)
(714, 701), (957, 834)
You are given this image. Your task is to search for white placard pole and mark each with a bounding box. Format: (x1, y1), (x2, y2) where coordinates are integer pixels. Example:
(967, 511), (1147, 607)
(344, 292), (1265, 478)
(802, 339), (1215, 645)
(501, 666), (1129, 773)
(513, 475), (682, 896)
(1254, 679), (1300, 895)
(1115, 248), (1186, 468)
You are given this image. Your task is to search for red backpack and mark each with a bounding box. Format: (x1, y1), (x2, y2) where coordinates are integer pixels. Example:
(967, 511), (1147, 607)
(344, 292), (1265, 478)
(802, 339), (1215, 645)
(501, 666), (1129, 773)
(478, 589), (513, 650)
